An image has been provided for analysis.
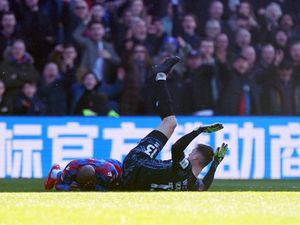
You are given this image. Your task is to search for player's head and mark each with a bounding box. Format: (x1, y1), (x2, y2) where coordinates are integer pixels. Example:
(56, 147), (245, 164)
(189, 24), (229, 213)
(188, 144), (214, 168)
(76, 165), (96, 191)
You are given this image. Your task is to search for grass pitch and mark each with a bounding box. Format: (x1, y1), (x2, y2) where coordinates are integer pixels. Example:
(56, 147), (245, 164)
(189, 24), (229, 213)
(0, 180), (299, 225)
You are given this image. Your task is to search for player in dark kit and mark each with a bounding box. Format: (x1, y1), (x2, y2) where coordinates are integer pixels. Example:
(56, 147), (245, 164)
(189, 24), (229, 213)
(122, 56), (228, 191)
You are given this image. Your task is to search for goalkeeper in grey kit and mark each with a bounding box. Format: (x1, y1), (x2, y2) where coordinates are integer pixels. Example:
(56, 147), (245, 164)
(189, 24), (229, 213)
(121, 56), (228, 191)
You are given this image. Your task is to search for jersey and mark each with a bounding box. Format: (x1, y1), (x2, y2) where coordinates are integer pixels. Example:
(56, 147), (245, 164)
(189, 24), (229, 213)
(55, 158), (122, 191)
(122, 130), (198, 191)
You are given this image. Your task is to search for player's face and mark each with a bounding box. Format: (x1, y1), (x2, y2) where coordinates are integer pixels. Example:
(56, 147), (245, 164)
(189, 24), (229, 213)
(188, 149), (199, 161)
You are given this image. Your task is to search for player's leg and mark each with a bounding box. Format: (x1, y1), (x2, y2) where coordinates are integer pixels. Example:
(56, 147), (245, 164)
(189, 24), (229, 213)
(124, 56), (181, 160)
(154, 56), (181, 139)
(44, 164), (61, 190)
(133, 56), (181, 158)
(122, 56), (181, 189)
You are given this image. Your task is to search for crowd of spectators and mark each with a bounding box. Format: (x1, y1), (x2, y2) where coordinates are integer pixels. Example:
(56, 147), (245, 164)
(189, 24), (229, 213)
(0, 0), (300, 116)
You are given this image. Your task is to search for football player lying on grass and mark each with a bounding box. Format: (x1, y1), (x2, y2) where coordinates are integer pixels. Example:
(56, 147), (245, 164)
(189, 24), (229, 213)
(122, 56), (229, 191)
(44, 158), (122, 191)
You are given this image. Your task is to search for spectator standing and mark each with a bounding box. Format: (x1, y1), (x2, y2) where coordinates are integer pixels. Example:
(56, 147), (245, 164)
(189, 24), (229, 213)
(14, 81), (45, 115)
(254, 44), (276, 85)
(61, 0), (90, 43)
(74, 72), (109, 116)
(220, 55), (262, 115)
(0, 39), (39, 98)
(0, 12), (22, 61)
(38, 62), (68, 115)
(72, 70), (124, 114)
(233, 28), (252, 56)
(16, 0), (54, 71)
(184, 43), (221, 115)
(262, 61), (300, 115)
(289, 41), (300, 81)
(204, 19), (222, 41)
(50, 43), (79, 113)
(241, 45), (258, 79)
(172, 0), (201, 50)
(120, 44), (153, 115)
(73, 20), (120, 82)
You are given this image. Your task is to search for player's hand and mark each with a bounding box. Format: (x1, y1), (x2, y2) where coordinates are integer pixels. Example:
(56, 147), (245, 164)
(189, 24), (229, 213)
(214, 143), (228, 165)
(200, 123), (223, 133)
(70, 181), (80, 191)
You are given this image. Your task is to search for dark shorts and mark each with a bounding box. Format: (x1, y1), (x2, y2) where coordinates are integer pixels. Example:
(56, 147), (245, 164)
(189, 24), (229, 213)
(121, 130), (171, 190)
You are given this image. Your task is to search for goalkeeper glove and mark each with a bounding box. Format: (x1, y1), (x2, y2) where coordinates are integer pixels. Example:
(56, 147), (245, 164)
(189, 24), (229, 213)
(213, 143), (228, 166)
(197, 123), (223, 133)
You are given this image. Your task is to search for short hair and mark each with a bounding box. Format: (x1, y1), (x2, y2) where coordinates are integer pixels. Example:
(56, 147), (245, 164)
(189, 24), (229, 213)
(77, 165), (96, 191)
(12, 39), (25, 46)
(261, 43), (275, 52)
(63, 43), (76, 49)
(1, 11), (15, 20)
(88, 20), (104, 28)
(81, 71), (98, 82)
(289, 40), (300, 49)
(195, 144), (214, 167)
(234, 54), (248, 62)
(201, 39), (214, 45)
(23, 80), (37, 88)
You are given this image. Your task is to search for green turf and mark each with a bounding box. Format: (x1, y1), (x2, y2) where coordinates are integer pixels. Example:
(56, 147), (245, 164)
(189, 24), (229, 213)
(0, 192), (299, 225)
(0, 179), (299, 192)
(0, 180), (299, 225)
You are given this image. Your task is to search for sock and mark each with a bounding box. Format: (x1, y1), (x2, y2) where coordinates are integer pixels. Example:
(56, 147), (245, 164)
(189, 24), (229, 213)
(50, 169), (62, 179)
(155, 73), (174, 120)
(156, 72), (167, 81)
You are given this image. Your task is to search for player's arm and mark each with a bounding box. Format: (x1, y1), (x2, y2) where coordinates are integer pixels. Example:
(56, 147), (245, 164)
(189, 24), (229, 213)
(55, 166), (79, 191)
(55, 181), (80, 191)
(171, 123), (223, 163)
(196, 143), (228, 191)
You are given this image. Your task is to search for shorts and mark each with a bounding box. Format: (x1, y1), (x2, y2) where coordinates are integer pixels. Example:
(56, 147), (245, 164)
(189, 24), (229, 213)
(121, 130), (171, 190)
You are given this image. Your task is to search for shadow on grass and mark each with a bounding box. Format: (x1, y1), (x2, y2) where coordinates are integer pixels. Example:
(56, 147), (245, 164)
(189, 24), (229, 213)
(0, 179), (299, 192)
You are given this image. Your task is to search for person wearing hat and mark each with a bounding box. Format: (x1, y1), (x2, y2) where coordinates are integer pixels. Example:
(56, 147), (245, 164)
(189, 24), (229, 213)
(261, 60), (300, 115)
